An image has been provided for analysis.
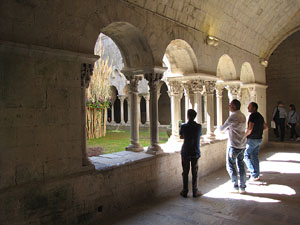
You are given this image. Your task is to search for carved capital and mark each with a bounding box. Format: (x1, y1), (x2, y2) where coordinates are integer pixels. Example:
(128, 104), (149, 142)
(129, 75), (143, 93)
(143, 94), (150, 101)
(145, 72), (163, 91)
(189, 80), (204, 93)
(168, 81), (183, 96)
(81, 63), (94, 88)
(215, 85), (224, 97)
(118, 95), (126, 102)
(182, 83), (191, 95)
(204, 81), (216, 94)
(248, 87), (256, 96)
(226, 85), (240, 96)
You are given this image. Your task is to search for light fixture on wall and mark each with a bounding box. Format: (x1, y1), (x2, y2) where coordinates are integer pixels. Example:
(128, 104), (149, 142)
(206, 35), (219, 47)
(259, 58), (268, 67)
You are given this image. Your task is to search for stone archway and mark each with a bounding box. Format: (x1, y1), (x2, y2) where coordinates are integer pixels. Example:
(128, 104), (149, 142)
(240, 62), (255, 84)
(158, 82), (171, 125)
(240, 62), (255, 116)
(101, 22), (154, 69)
(217, 54), (238, 81)
(164, 39), (198, 75)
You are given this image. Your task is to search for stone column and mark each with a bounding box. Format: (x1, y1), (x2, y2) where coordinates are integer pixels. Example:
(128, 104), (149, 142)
(81, 63), (93, 166)
(168, 81), (183, 140)
(216, 85), (224, 127)
(126, 96), (131, 124)
(110, 103), (115, 123)
(144, 94), (150, 125)
(145, 70), (164, 155)
(227, 85), (240, 102)
(183, 83), (192, 122)
(190, 80), (204, 124)
(248, 86), (257, 102)
(137, 95), (142, 125)
(204, 93), (207, 123)
(157, 92), (161, 126)
(205, 81), (217, 138)
(118, 95), (126, 124)
(126, 75), (144, 152)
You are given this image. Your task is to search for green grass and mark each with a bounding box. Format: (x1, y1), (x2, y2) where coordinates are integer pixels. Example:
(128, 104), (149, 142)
(87, 128), (169, 154)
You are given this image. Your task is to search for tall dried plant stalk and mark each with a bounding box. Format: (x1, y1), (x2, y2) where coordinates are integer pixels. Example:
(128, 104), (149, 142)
(86, 37), (112, 139)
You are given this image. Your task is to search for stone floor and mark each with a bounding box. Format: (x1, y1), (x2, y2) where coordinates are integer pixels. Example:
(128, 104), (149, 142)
(100, 142), (300, 225)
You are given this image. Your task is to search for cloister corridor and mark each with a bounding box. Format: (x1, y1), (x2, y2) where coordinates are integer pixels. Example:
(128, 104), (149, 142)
(101, 142), (300, 225)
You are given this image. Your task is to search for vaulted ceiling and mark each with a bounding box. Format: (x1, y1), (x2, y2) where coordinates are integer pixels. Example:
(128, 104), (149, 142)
(124, 0), (300, 58)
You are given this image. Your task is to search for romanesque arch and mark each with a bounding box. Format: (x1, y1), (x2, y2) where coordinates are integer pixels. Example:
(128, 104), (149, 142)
(217, 54), (238, 81)
(101, 22), (154, 69)
(240, 62), (255, 84)
(158, 82), (171, 125)
(164, 39), (198, 75)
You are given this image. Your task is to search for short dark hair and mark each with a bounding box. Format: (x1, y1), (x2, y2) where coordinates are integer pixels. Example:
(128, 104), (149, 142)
(290, 104), (296, 111)
(187, 109), (197, 121)
(231, 99), (241, 110)
(250, 102), (258, 110)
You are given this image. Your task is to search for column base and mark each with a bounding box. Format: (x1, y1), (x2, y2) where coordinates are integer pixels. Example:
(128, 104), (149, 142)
(126, 143), (144, 152)
(146, 144), (163, 155)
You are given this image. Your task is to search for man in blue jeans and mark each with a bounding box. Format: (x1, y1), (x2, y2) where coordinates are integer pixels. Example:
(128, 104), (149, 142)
(179, 109), (202, 198)
(244, 102), (268, 181)
(220, 99), (247, 193)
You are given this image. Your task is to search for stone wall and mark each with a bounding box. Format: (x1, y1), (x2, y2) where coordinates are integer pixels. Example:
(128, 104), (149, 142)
(266, 30), (300, 124)
(0, 42), (96, 190)
(0, 139), (227, 225)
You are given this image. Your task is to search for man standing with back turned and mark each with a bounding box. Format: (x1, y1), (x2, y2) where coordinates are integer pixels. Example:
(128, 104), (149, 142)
(244, 102), (268, 181)
(220, 99), (247, 193)
(179, 109), (202, 198)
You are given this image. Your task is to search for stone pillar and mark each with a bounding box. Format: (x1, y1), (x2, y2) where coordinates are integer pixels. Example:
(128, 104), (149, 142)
(144, 94), (150, 125)
(227, 85), (240, 102)
(216, 85), (224, 127)
(157, 92), (161, 126)
(137, 95), (142, 125)
(145, 70), (164, 155)
(204, 93), (207, 123)
(183, 83), (192, 122)
(118, 95), (126, 124)
(205, 81), (217, 138)
(110, 103), (115, 123)
(81, 63), (94, 166)
(190, 80), (204, 124)
(126, 96), (131, 124)
(168, 81), (183, 140)
(126, 75), (144, 152)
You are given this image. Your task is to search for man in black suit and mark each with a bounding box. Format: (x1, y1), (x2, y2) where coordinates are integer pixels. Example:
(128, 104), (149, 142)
(179, 109), (202, 198)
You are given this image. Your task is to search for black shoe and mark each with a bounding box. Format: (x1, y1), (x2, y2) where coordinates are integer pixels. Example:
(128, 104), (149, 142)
(193, 191), (203, 198)
(180, 191), (187, 198)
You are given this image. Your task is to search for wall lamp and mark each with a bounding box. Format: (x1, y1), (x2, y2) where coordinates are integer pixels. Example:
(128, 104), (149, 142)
(206, 35), (219, 47)
(259, 58), (268, 67)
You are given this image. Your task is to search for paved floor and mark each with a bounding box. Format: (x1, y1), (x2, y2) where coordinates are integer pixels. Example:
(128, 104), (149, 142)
(101, 143), (300, 225)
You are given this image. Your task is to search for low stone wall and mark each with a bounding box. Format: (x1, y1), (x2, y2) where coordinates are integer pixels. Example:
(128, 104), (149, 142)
(0, 139), (228, 225)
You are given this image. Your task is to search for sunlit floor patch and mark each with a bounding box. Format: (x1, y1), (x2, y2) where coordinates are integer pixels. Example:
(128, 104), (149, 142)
(266, 152), (300, 162)
(260, 161), (300, 174)
(204, 181), (281, 203)
(204, 151), (298, 203)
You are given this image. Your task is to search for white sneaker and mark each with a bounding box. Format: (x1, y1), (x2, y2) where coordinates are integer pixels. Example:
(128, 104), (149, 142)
(296, 137), (300, 142)
(240, 188), (246, 194)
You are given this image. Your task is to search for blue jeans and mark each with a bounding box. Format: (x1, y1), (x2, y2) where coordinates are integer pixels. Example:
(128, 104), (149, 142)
(226, 147), (246, 189)
(244, 138), (262, 179)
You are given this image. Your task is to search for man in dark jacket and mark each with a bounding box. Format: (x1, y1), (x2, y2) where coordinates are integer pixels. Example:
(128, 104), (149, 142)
(179, 109), (202, 198)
